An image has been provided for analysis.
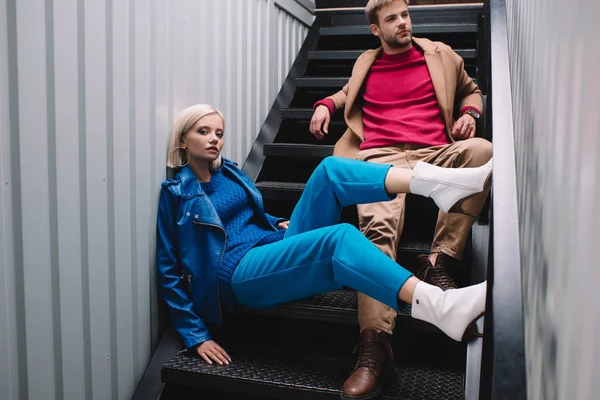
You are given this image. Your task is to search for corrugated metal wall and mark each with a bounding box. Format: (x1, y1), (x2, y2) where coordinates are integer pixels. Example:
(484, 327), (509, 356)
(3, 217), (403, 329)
(505, 1), (600, 399)
(0, 1), (310, 399)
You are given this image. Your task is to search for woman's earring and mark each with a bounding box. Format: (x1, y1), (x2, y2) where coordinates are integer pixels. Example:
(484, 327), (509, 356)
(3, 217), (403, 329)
(171, 146), (190, 167)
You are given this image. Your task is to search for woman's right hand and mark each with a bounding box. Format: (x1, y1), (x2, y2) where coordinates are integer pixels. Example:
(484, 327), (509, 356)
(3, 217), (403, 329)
(196, 340), (232, 365)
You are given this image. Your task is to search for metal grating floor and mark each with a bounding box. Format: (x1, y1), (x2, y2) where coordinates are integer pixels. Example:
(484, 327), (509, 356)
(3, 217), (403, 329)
(162, 345), (465, 400)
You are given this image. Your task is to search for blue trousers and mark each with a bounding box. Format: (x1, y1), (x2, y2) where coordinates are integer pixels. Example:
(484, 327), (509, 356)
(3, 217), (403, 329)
(231, 157), (414, 312)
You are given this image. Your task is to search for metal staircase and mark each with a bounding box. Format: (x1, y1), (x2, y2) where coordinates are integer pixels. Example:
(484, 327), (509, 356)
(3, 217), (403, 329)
(157, 2), (490, 399)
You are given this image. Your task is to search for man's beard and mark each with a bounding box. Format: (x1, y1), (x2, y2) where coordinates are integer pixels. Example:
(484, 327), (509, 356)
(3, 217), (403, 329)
(383, 31), (412, 48)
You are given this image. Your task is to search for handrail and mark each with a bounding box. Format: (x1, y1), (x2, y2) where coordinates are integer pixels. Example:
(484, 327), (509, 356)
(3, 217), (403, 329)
(131, 325), (182, 400)
(243, 20), (322, 181)
(483, 0), (527, 398)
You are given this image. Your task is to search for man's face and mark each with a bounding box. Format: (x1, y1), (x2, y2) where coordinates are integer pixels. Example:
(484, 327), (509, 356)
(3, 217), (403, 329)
(371, 1), (412, 50)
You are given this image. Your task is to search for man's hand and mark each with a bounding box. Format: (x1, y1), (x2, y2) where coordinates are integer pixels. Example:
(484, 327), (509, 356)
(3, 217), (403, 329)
(277, 221), (289, 229)
(451, 114), (477, 140)
(309, 105), (331, 140)
(196, 340), (231, 365)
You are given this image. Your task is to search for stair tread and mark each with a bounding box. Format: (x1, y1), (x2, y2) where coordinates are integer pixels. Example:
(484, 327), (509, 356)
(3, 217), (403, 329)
(256, 181), (306, 191)
(264, 143), (335, 158)
(244, 287), (423, 324)
(256, 181), (439, 214)
(295, 77), (349, 87)
(320, 23), (477, 36)
(162, 344), (465, 400)
(281, 108), (345, 121)
(295, 76), (477, 88)
(315, 3), (484, 15)
(309, 49), (476, 60)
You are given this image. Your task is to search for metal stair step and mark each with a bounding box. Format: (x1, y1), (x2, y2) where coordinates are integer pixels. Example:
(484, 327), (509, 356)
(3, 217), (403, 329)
(296, 75), (476, 89)
(264, 143), (335, 158)
(295, 77), (349, 87)
(280, 108), (346, 122)
(243, 279), (430, 325)
(320, 23), (478, 36)
(281, 108), (315, 119)
(309, 49), (476, 60)
(256, 181), (306, 201)
(315, 3), (484, 19)
(257, 181), (438, 214)
(162, 343), (465, 400)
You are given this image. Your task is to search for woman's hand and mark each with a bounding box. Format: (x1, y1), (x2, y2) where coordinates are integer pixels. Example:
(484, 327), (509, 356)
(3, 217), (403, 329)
(196, 340), (232, 365)
(278, 221), (289, 229)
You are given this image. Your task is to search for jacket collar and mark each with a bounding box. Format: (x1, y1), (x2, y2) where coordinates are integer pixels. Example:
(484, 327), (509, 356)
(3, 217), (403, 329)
(178, 158), (238, 199)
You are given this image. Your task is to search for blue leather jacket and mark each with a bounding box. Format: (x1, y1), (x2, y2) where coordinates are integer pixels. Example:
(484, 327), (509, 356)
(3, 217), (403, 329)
(156, 158), (284, 348)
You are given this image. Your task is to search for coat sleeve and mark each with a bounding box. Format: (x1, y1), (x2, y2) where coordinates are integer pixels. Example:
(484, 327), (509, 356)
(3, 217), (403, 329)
(326, 50), (370, 111)
(156, 186), (212, 349)
(450, 49), (483, 114)
(326, 82), (350, 111)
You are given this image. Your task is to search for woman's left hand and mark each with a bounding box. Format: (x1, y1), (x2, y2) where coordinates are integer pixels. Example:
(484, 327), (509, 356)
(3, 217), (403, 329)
(277, 221), (289, 229)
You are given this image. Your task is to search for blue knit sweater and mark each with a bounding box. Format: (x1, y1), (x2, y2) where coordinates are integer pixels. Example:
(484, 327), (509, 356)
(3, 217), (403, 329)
(200, 168), (285, 311)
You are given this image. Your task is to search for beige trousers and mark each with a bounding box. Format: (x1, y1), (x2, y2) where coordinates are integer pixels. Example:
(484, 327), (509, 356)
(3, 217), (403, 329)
(355, 138), (493, 334)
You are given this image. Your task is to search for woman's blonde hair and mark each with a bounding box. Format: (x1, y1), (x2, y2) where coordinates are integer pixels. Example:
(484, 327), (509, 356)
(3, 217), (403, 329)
(365, 0), (409, 25)
(167, 104), (225, 169)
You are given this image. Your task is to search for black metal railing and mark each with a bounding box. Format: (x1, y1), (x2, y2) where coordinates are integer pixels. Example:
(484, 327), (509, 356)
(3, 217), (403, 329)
(480, 0), (527, 398)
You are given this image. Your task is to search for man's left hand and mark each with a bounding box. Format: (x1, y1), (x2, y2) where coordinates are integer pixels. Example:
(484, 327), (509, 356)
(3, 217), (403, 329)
(451, 114), (477, 140)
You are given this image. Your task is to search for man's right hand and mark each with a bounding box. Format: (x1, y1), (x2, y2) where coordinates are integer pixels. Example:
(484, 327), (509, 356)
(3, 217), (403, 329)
(309, 105), (331, 140)
(196, 340), (232, 365)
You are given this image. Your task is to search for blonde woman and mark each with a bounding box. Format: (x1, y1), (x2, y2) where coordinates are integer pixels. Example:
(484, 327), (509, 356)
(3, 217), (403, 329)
(157, 104), (491, 368)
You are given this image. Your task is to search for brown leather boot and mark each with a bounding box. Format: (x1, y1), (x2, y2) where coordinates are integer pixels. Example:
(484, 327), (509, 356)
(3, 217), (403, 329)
(416, 253), (457, 291)
(341, 329), (395, 400)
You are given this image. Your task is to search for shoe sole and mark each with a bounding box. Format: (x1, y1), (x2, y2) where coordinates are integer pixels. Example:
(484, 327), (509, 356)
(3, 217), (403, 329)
(340, 387), (382, 400)
(340, 367), (395, 400)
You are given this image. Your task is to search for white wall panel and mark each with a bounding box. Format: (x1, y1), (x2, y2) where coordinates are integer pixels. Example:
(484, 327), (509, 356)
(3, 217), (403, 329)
(0, 0), (311, 399)
(505, 1), (600, 399)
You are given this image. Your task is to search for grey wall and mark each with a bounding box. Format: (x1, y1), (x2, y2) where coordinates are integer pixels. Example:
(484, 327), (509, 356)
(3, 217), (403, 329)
(505, 0), (600, 399)
(0, 1), (310, 399)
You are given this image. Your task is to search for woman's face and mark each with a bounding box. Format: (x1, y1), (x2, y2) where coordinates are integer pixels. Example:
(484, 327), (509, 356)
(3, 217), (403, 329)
(181, 113), (224, 163)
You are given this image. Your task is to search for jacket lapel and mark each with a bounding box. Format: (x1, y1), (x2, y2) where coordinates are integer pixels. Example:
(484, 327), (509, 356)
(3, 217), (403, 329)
(345, 48), (381, 141)
(415, 38), (449, 122)
(178, 166), (223, 227)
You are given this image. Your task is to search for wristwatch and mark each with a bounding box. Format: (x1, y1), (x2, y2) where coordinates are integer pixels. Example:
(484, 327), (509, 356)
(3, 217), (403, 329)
(463, 108), (481, 120)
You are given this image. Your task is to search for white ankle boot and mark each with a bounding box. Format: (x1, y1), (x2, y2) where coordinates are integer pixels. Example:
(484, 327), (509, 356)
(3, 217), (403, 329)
(409, 158), (493, 213)
(411, 281), (487, 341)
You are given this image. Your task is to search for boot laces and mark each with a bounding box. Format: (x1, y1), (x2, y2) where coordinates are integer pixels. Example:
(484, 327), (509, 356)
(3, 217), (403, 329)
(429, 265), (456, 289)
(353, 340), (380, 370)
(420, 256), (456, 290)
